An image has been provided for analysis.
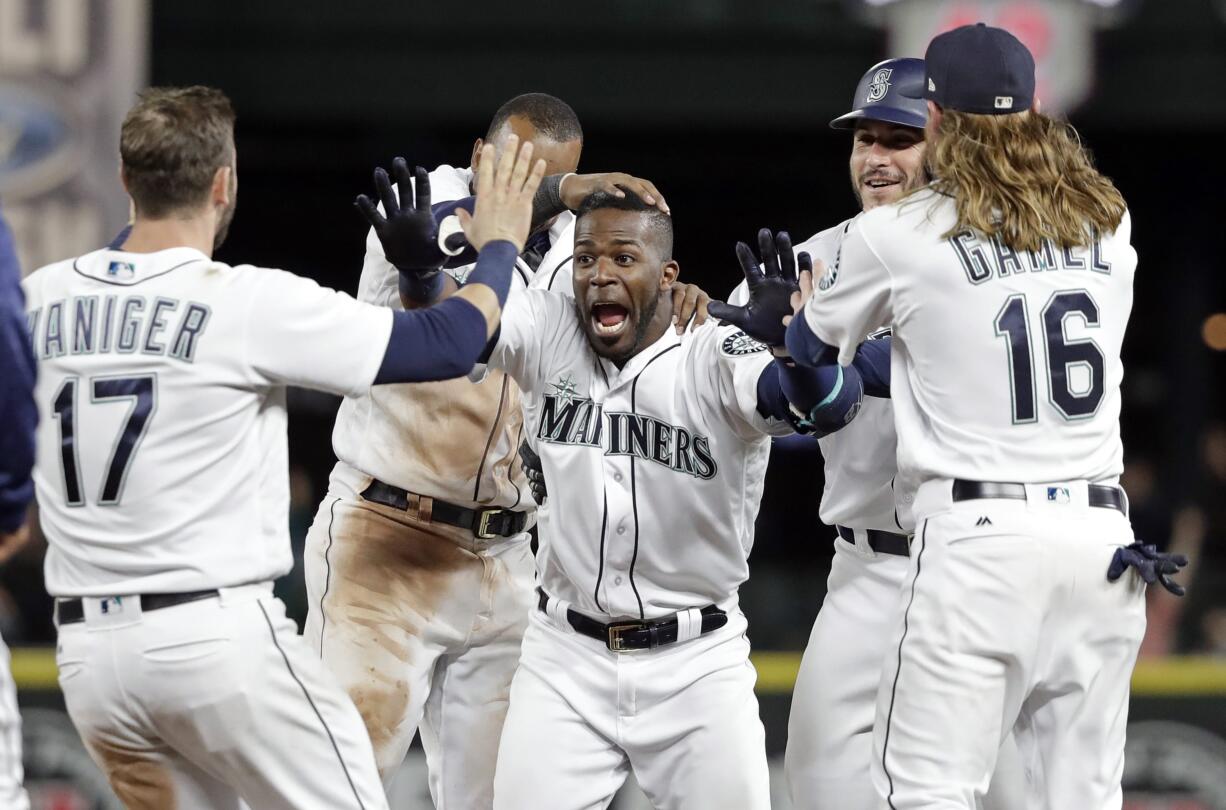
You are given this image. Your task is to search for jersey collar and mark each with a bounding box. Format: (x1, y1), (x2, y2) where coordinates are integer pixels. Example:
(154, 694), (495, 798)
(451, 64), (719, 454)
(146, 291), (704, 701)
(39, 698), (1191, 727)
(597, 322), (682, 395)
(72, 247), (209, 286)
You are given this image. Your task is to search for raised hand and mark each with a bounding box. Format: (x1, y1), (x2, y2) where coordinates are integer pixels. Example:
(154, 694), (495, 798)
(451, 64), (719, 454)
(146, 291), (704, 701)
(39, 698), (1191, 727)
(1107, 540), (1189, 596)
(355, 158), (443, 275)
(456, 134), (547, 253)
(707, 228), (812, 347)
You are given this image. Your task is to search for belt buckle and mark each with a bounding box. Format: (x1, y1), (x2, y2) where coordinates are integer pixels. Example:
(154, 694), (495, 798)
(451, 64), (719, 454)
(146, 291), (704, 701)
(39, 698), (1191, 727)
(475, 509), (501, 540)
(606, 622), (641, 653)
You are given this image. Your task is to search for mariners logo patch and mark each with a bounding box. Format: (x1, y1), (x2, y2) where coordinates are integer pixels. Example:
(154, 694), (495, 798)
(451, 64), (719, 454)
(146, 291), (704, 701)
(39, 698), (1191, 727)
(722, 331), (768, 356)
(817, 265), (839, 291)
(867, 68), (893, 103)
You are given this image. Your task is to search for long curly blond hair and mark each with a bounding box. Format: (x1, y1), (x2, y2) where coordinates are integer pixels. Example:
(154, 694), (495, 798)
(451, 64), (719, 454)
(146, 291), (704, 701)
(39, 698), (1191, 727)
(925, 109), (1126, 252)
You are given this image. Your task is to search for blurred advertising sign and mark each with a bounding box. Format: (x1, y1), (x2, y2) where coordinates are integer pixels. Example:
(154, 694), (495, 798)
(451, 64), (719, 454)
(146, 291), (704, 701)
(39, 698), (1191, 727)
(849, 0), (1133, 114)
(0, 0), (148, 272)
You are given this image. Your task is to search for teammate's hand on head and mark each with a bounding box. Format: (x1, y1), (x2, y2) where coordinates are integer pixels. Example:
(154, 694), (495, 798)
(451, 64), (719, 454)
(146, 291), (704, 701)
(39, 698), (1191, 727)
(355, 158), (445, 276)
(0, 524), (30, 565)
(707, 228), (807, 347)
(457, 135), (547, 252)
(560, 172), (669, 214)
(1107, 540), (1189, 596)
(669, 281), (711, 334)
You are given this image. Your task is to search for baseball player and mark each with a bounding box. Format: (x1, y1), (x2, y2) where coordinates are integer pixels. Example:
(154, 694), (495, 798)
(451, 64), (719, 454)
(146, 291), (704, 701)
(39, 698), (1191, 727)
(23, 85), (543, 809)
(707, 57), (1023, 810)
(302, 93), (687, 806)
(786, 25), (1184, 809)
(0, 205), (34, 810)
(467, 193), (860, 809)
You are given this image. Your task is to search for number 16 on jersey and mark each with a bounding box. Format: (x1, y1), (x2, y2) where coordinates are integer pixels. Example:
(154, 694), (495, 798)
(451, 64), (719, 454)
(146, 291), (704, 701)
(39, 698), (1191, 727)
(994, 288), (1106, 424)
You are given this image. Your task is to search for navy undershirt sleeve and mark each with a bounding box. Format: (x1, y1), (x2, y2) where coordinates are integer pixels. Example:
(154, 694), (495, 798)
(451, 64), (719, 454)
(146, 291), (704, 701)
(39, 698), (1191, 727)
(795, 361), (864, 435)
(374, 297), (488, 384)
(755, 359), (865, 437)
(0, 208), (37, 532)
(852, 336), (891, 398)
(374, 240), (518, 384)
(784, 310), (839, 368)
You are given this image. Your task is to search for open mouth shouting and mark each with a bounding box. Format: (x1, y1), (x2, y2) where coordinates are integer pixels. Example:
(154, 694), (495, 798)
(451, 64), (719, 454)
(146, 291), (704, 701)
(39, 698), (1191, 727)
(590, 301), (630, 338)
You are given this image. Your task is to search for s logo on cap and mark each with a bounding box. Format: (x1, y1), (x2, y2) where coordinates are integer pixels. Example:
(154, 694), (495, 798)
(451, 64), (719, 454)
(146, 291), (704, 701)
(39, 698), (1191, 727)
(866, 68), (893, 103)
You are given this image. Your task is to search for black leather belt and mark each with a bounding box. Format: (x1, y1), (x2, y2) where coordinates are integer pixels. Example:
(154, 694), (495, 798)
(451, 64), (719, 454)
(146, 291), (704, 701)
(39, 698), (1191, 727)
(537, 589), (727, 652)
(951, 479), (1127, 514)
(361, 479), (528, 539)
(56, 589), (219, 626)
(835, 526), (911, 557)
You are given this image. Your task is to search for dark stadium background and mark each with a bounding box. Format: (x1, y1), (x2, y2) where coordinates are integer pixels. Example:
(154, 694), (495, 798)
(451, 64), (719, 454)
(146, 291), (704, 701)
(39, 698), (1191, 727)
(3, 0), (1225, 805)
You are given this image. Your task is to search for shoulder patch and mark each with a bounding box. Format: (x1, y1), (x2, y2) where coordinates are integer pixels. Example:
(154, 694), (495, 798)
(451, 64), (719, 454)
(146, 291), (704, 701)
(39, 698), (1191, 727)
(817, 265), (839, 291)
(722, 331), (768, 356)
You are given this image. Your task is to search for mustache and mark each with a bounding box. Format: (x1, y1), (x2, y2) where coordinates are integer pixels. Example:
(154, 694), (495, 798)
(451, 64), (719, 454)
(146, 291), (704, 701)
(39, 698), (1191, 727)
(859, 170), (905, 185)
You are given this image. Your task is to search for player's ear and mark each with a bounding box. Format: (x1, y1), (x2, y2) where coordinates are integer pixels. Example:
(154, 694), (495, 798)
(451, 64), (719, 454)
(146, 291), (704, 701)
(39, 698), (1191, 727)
(211, 166), (233, 207)
(659, 260), (680, 290)
(118, 160), (130, 193)
(470, 139), (484, 171)
(925, 101), (942, 132)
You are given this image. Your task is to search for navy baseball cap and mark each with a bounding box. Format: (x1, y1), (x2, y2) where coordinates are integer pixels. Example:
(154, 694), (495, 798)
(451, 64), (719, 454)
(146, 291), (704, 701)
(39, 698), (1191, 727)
(830, 58), (927, 131)
(906, 23), (1035, 115)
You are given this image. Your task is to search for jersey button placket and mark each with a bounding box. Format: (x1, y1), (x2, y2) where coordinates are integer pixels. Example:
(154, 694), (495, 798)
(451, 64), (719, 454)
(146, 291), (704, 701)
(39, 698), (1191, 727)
(603, 452), (634, 613)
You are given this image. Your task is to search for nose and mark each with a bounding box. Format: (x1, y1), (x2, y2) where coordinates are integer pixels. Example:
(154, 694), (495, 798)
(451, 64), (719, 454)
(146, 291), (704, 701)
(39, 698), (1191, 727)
(867, 142), (893, 167)
(590, 256), (618, 287)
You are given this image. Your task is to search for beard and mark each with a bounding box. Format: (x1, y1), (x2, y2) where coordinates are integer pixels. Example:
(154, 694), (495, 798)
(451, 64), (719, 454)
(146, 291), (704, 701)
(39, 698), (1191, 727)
(574, 290), (664, 367)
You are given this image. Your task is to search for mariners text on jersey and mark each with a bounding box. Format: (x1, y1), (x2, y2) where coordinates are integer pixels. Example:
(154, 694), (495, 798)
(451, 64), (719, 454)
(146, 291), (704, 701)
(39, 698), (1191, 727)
(948, 230), (1112, 285)
(27, 294), (210, 362)
(536, 384), (718, 480)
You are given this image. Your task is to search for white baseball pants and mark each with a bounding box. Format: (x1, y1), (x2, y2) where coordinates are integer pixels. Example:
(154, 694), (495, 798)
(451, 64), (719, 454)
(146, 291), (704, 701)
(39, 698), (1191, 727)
(0, 634), (29, 810)
(55, 584), (388, 810)
(872, 480), (1147, 810)
(493, 604), (770, 810)
(785, 535), (1025, 810)
(303, 463), (535, 809)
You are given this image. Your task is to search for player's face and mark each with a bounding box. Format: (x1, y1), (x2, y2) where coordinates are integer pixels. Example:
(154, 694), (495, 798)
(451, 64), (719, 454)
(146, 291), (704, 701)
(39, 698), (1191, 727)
(475, 116), (581, 235)
(475, 115), (581, 179)
(572, 209), (678, 365)
(849, 120), (926, 212)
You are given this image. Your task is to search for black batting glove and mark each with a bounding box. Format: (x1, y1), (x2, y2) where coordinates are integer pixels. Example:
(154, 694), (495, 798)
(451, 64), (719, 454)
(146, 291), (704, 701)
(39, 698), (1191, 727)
(1107, 541), (1189, 596)
(707, 228), (811, 348)
(355, 158), (446, 278)
(519, 441), (548, 504)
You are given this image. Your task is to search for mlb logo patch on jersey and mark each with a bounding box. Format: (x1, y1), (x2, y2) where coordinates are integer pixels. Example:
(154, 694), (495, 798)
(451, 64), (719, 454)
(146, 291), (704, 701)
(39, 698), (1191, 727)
(721, 331), (768, 356)
(107, 260), (136, 280)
